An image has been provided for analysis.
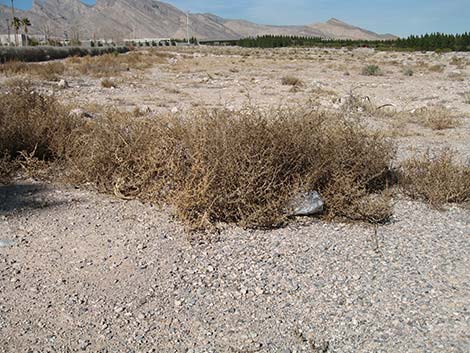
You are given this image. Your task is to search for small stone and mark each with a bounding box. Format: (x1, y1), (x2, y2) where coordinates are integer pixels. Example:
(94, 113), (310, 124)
(58, 79), (69, 89)
(78, 339), (90, 350)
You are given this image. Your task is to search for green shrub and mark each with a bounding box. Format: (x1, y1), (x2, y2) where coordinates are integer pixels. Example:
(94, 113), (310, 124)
(361, 65), (382, 76)
(403, 67), (414, 76)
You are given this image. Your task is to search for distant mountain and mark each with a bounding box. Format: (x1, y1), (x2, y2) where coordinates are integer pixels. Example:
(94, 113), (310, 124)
(0, 0), (397, 41)
(308, 18), (396, 40)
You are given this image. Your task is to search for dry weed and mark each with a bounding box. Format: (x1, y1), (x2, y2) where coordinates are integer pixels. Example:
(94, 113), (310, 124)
(0, 61), (65, 81)
(400, 150), (470, 206)
(464, 92), (470, 104)
(428, 64), (445, 73)
(281, 76), (304, 87)
(67, 52), (159, 77)
(65, 107), (394, 229)
(101, 78), (117, 88)
(0, 81), (83, 176)
(411, 106), (460, 130)
(361, 65), (382, 76)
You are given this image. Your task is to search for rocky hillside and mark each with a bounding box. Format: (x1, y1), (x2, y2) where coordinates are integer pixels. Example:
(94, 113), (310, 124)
(0, 0), (396, 41)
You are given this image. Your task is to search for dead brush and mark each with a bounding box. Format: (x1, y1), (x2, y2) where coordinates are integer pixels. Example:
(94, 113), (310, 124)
(67, 52), (155, 77)
(66, 107), (395, 229)
(400, 150), (470, 206)
(0, 80), (83, 177)
(341, 90), (395, 118)
(64, 113), (185, 202)
(281, 76), (304, 87)
(0, 61), (65, 81)
(101, 78), (117, 88)
(0, 81), (399, 229)
(411, 106), (460, 130)
(463, 91), (470, 104)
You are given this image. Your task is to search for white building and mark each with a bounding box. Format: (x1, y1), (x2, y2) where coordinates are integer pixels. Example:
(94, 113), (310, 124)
(0, 33), (27, 46)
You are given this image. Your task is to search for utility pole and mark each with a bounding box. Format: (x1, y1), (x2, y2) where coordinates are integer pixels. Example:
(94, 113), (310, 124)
(10, 0), (14, 18)
(186, 11), (190, 44)
(6, 19), (11, 46)
(10, 0), (18, 46)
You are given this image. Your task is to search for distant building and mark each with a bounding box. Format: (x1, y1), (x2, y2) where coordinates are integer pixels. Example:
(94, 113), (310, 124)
(0, 33), (27, 46)
(123, 38), (180, 47)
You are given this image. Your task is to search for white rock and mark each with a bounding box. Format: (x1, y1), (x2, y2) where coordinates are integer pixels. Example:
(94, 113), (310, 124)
(58, 79), (69, 89)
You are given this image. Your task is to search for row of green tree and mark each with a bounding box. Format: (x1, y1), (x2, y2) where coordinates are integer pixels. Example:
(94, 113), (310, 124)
(237, 32), (470, 52)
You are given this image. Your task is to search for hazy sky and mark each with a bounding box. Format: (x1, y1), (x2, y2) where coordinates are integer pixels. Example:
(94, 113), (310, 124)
(1, 0), (469, 36)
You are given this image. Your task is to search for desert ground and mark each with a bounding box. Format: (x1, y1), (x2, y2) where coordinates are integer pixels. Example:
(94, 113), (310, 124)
(1, 46), (469, 352)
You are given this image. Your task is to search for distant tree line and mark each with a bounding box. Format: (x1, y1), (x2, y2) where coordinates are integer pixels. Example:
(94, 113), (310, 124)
(237, 32), (470, 52)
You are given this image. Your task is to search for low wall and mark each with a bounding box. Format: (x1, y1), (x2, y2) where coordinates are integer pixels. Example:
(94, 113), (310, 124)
(0, 46), (130, 63)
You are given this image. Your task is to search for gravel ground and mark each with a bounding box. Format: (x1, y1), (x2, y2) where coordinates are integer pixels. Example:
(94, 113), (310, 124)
(0, 181), (469, 353)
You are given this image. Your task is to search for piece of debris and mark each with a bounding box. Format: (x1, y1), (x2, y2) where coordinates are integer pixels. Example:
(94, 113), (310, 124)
(69, 108), (96, 120)
(0, 239), (16, 248)
(288, 191), (325, 216)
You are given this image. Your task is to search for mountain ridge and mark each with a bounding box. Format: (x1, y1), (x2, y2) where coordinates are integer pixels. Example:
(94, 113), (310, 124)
(0, 0), (397, 41)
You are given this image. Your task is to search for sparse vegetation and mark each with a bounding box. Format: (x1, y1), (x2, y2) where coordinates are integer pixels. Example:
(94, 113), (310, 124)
(464, 91), (470, 104)
(0, 81), (83, 177)
(412, 106), (460, 130)
(403, 67), (414, 76)
(400, 150), (470, 206)
(281, 76), (304, 87)
(361, 65), (382, 76)
(101, 78), (117, 88)
(428, 64), (445, 73)
(0, 61), (65, 80)
(1, 84), (396, 229)
(1, 47), (469, 231)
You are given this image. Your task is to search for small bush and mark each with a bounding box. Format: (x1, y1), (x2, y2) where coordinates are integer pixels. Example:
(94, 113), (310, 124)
(66, 108), (394, 228)
(281, 76), (304, 86)
(400, 150), (470, 206)
(403, 67), (414, 76)
(101, 78), (117, 88)
(67, 52), (159, 77)
(463, 91), (470, 104)
(428, 64), (445, 73)
(0, 61), (65, 81)
(361, 65), (382, 76)
(1, 82), (396, 229)
(412, 106), (460, 130)
(0, 81), (83, 176)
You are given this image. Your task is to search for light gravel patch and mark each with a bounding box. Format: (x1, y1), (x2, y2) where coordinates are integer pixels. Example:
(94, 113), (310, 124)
(0, 182), (469, 352)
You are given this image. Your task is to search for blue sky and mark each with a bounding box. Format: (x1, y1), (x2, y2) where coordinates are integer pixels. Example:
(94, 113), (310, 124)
(1, 0), (469, 36)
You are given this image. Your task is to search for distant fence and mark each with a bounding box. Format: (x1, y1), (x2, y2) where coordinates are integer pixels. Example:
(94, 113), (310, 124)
(0, 46), (130, 63)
